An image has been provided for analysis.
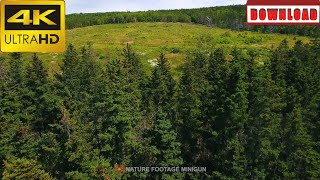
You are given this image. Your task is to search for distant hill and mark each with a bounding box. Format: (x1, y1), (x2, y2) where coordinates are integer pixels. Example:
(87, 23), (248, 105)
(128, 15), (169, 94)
(66, 5), (320, 37)
(34, 22), (309, 76)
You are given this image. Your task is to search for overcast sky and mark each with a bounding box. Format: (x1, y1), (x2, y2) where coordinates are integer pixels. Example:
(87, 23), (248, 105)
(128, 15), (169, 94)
(67, 0), (246, 14)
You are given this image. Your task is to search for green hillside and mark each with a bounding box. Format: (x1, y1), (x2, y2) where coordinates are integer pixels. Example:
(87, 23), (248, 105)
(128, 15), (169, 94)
(35, 22), (310, 75)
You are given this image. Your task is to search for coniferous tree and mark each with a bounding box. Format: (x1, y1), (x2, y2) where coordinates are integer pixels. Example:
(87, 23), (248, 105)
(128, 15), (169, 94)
(177, 63), (201, 166)
(246, 61), (284, 179)
(25, 54), (60, 133)
(121, 45), (146, 156)
(55, 44), (80, 114)
(105, 58), (142, 172)
(4, 53), (28, 122)
(271, 39), (289, 89)
(221, 49), (249, 179)
(201, 48), (231, 174)
(177, 53), (209, 179)
(147, 54), (182, 179)
(150, 53), (175, 110)
(281, 87), (320, 179)
(149, 109), (183, 180)
(176, 54), (208, 159)
(284, 106), (320, 179)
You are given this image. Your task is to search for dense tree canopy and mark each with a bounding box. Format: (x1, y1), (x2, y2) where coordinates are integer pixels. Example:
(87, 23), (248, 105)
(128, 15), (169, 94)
(0, 40), (319, 179)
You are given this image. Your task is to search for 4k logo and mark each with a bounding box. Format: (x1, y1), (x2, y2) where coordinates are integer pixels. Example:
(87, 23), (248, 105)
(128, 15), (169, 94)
(7, 9), (57, 26)
(1, 0), (65, 52)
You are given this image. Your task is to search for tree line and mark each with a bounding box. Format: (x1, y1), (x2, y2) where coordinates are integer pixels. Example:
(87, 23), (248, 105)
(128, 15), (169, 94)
(0, 40), (320, 179)
(66, 5), (320, 37)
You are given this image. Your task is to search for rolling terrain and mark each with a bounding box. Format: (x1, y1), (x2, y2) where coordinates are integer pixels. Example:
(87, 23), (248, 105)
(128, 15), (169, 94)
(31, 22), (310, 75)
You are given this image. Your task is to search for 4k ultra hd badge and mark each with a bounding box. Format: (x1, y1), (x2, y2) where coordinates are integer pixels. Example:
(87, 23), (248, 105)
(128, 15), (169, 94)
(0, 0), (65, 52)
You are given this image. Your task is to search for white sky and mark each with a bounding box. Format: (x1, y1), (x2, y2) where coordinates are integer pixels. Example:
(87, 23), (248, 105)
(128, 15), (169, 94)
(67, 0), (246, 14)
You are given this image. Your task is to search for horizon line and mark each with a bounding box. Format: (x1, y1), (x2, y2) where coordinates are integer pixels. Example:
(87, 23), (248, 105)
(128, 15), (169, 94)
(66, 4), (245, 15)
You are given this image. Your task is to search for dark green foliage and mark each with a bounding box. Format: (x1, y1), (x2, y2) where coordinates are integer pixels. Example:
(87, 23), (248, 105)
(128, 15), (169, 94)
(270, 41), (320, 179)
(176, 54), (209, 179)
(150, 53), (175, 112)
(26, 54), (61, 133)
(1, 41), (319, 179)
(177, 61), (202, 166)
(283, 105), (320, 179)
(246, 60), (284, 179)
(203, 48), (250, 179)
(149, 109), (183, 179)
(104, 58), (141, 166)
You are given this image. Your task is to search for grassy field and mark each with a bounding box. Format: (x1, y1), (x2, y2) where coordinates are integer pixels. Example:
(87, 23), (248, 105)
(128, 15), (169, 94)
(2, 22), (311, 75)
